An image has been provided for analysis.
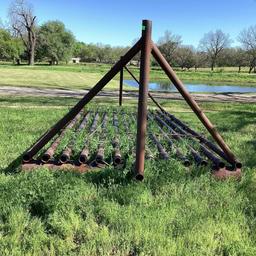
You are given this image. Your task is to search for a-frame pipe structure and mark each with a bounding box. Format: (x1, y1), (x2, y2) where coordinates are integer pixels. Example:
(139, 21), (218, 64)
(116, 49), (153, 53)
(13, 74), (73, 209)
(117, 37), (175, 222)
(21, 19), (240, 180)
(134, 20), (152, 180)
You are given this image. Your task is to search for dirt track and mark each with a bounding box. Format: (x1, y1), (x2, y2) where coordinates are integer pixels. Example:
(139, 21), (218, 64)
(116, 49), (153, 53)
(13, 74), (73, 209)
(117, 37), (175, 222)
(0, 86), (256, 103)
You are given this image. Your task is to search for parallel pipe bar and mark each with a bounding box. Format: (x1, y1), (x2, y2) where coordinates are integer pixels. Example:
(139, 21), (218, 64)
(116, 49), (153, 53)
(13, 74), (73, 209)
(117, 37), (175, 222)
(154, 112), (223, 168)
(162, 110), (239, 166)
(90, 112), (100, 133)
(23, 38), (142, 162)
(151, 42), (236, 164)
(119, 64), (123, 106)
(60, 112), (90, 164)
(149, 133), (168, 160)
(79, 111), (100, 163)
(134, 20), (152, 181)
(200, 145), (225, 169)
(112, 112), (122, 165)
(151, 112), (206, 166)
(41, 112), (81, 163)
(95, 112), (108, 164)
(157, 110), (233, 167)
(148, 113), (191, 166)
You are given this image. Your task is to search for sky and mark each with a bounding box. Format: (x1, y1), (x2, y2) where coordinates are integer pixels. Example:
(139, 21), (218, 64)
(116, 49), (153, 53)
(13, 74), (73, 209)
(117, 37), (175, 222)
(0, 0), (256, 47)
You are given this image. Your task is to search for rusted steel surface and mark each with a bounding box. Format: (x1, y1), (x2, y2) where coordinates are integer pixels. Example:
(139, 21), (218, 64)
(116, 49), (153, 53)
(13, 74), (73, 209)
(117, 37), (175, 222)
(200, 145), (225, 169)
(22, 38), (142, 162)
(135, 20), (152, 181)
(95, 112), (108, 164)
(79, 112), (100, 164)
(151, 42), (237, 165)
(119, 65), (123, 106)
(40, 113), (81, 163)
(90, 112), (100, 133)
(112, 112), (123, 165)
(22, 162), (90, 173)
(131, 113), (153, 160)
(95, 144), (105, 164)
(190, 148), (208, 166)
(60, 112), (90, 164)
(212, 168), (241, 180)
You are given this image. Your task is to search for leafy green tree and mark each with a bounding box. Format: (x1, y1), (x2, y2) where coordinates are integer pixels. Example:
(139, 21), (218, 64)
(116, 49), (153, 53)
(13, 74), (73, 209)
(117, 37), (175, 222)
(238, 26), (256, 73)
(0, 28), (24, 63)
(199, 30), (231, 71)
(9, 0), (37, 65)
(158, 30), (182, 65)
(37, 21), (75, 64)
(174, 45), (195, 70)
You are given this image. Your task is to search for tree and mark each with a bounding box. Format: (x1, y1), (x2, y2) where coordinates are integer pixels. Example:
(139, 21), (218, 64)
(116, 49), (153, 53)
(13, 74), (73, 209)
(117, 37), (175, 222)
(238, 26), (256, 73)
(0, 28), (24, 63)
(37, 21), (75, 64)
(199, 29), (231, 71)
(194, 51), (207, 71)
(9, 0), (37, 65)
(174, 45), (195, 70)
(158, 30), (182, 65)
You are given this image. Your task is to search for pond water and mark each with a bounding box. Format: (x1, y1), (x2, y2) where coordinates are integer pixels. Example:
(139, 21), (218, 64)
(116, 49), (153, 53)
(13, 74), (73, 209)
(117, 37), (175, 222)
(124, 80), (256, 93)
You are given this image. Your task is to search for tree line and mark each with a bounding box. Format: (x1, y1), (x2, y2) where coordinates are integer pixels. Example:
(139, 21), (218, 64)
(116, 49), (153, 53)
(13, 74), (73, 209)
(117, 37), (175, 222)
(1, 0), (256, 73)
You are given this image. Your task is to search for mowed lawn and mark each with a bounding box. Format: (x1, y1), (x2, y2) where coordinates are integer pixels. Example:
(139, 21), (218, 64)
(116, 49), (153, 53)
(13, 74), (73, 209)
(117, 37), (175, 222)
(0, 66), (121, 90)
(1, 64), (256, 90)
(0, 95), (256, 255)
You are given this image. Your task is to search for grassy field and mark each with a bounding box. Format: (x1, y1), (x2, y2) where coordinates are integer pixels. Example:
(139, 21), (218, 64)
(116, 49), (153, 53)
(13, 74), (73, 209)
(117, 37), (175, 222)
(0, 63), (256, 90)
(0, 95), (256, 255)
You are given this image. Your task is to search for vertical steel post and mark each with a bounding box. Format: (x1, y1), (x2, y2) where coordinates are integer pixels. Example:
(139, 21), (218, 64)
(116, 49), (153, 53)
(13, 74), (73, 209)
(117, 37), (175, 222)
(134, 20), (152, 180)
(119, 59), (123, 106)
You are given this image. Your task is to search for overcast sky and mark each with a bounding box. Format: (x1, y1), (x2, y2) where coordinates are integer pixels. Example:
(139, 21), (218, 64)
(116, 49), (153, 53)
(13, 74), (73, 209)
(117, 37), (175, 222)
(0, 0), (256, 47)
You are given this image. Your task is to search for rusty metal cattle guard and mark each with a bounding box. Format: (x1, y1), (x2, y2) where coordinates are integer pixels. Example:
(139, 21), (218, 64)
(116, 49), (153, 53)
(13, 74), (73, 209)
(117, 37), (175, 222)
(21, 20), (242, 180)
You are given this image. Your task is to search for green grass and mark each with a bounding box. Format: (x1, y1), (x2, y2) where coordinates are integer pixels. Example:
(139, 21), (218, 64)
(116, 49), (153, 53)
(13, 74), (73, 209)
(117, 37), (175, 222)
(0, 95), (256, 255)
(1, 64), (256, 91)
